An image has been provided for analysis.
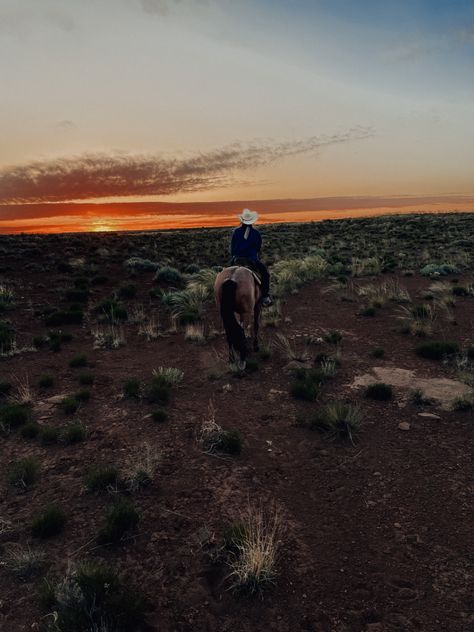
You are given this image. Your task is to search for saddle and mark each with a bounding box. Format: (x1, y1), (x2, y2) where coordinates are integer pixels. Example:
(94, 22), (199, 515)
(231, 258), (262, 285)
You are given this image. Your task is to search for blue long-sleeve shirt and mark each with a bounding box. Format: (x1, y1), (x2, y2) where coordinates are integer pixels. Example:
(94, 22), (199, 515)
(230, 225), (262, 262)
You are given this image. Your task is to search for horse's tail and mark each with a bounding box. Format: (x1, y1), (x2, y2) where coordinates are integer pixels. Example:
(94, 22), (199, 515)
(221, 279), (246, 360)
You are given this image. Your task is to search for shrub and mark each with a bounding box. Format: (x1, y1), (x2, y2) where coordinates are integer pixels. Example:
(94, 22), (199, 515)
(97, 498), (139, 544)
(416, 341), (459, 360)
(154, 266), (184, 287)
(6, 458), (40, 488)
(123, 378), (140, 399)
(78, 372), (94, 385)
(39, 425), (60, 445)
(85, 465), (119, 492)
(69, 354), (87, 368)
(289, 368), (321, 402)
(365, 382), (393, 401)
(163, 286), (208, 324)
(0, 403), (30, 428)
(324, 331), (343, 345)
(40, 562), (148, 632)
(420, 263), (459, 276)
(60, 396), (80, 415)
(61, 422), (87, 444)
(20, 421), (40, 439)
(39, 374), (54, 388)
(360, 306), (376, 317)
(124, 256), (159, 271)
(31, 504), (66, 538)
(151, 408), (168, 423)
(309, 401), (363, 441)
(145, 379), (170, 405)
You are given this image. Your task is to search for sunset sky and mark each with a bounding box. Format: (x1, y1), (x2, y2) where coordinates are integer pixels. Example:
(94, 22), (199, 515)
(0, 0), (473, 232)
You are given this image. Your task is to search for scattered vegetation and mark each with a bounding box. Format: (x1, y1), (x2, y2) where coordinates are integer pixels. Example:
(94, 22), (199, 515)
(416, 341), (460, 360)
(40, 561), (148, 631)
(307, 401), (363, 442)
(31, 504), (66, 538)
(365, 382), (393, 401)
(85, 464), (120, 493)
(123, 378), (140, 399)
(97, 498), (140, 544)
(226, 504), (282, 593)
(199, 400), (242, 455)
(6, 457), (40, 488)
(123, 442), (161, 492)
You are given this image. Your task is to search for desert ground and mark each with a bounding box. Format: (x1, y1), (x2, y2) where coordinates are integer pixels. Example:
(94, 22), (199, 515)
(0, 213), (473, 632)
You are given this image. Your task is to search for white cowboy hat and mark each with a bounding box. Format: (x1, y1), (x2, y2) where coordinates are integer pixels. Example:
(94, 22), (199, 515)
(239, 208), (259, 225)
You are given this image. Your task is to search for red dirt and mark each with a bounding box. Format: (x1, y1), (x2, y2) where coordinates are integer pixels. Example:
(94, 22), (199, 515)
(0, 266), (473, 632)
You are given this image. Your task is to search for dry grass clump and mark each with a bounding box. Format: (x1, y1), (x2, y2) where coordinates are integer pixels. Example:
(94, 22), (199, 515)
(92, 322), (126, 349)
(152, 366), (184, 386)
(273, 332), (310, 362)
(123, 442), (161, 492)
(357, 279), (411, 306)
(185, 322), (205, 342)
(138, 314), (161, 340)
(10, 373), (33, 405)
(271, 255), (327, 297)
(1, 544), (46, 578)
(397, 303), (436, 337)
(0, 283), (15, 306)
(351, 257), (382, 277)
(199, 400), (242, 455)
(227, 503), (283, 593)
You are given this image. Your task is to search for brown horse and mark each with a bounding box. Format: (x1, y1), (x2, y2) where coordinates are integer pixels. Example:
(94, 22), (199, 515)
(214, 266), (262, 369)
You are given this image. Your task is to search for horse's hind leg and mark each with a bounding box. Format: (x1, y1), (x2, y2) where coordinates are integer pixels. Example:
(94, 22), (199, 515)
(253, 304), (261, 352)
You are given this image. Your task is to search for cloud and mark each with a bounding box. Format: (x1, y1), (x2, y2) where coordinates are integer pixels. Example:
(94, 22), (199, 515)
(138, 0), (210, 16)
(0, 128), (374, 204)
(55, 120), (76, 131)
(0, 3), (75, 35)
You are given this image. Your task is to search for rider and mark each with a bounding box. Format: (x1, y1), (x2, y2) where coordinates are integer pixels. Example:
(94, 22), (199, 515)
(230, 208), (273, 307)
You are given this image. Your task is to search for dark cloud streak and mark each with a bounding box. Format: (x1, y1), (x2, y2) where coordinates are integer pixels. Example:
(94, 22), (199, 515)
(0, 128), (374, 204)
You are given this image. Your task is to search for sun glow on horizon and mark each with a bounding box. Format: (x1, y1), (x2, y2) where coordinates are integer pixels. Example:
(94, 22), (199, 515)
(90, 220), (114, 232)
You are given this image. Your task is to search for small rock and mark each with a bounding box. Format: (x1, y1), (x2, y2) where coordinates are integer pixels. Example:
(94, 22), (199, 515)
(222, 383), (232, 392)
(45, 394), (70, 405)
(418, 412), (441, 419)
(398, 421), (410, 431)
(394, 522), (402, 529)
